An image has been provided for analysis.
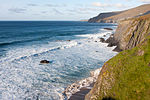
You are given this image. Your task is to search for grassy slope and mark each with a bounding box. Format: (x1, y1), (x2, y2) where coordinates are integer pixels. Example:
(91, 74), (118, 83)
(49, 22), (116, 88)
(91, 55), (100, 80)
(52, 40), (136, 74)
(98, 33), (150, 100)
(85, 14), (150, 100)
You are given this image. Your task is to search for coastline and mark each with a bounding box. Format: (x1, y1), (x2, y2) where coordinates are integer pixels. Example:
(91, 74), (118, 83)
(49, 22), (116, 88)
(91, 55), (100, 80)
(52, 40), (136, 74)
(63, 28), (118, 100)
(85, 14), (150, 99)
(0, 21), (118, 100)
(63, 68), (102, 100)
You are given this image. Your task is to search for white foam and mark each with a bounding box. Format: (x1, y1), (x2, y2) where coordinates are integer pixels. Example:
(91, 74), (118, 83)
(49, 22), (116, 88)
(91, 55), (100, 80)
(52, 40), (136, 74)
(76, 30), (114, 43)
(0, 28), (118, 100)
(59, 41), (78, 50)
(0, 41), (78, 63)
(76, 32), (108, 38)
(63, 68), (102, 99)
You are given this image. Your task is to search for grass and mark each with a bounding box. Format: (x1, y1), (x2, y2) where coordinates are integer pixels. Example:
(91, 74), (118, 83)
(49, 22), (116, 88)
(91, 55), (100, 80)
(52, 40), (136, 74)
(92, 14), (150, 100)
(98, 37), (150, 100)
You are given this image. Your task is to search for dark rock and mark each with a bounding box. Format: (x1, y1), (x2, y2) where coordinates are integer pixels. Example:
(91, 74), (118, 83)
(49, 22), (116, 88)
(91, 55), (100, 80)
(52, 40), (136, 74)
(105, 34), (122, 52)
(106, 36), (118, 47)
(103, 35), (106, 37)
(148, 63), (150, 67)
(113, 46), (122, 52)
(104, 28), (113, 30)
(100, 38), (105, 43)
(107, 42), (117, 47)
(40, 60), (50, 64)
(107, 43), (114, 47)
(67, 40), (71, 42)
(105, 36), (113, 43)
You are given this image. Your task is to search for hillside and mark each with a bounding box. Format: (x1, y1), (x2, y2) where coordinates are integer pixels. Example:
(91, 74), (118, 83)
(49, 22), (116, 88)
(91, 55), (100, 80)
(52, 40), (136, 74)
(88, 4), (150, 23)
(85, 14), (150, 100)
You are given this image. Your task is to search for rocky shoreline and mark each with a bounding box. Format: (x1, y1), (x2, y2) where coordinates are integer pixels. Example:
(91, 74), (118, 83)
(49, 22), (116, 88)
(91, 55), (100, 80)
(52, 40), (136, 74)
(85, 14), (150, 100)
(62, 28), (118, 100)
(63, 68), (101, 100)
(65, 7), (150, 100)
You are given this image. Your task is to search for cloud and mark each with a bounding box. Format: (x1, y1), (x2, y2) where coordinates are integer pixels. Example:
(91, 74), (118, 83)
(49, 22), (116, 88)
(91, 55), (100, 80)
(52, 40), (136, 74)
(53, 8), (63, 14)
(46, 4), (59, 7)
(46, 4), (67, 7)
(27, 4), (38, 6)
(32, 14), (40, 15)
(8, 8), (27, 13)
(114, 3), (128, 8)
(41, 11), (47, 14)
(140, 0), (150, 3)
(78, 8), (101, 12)
(92, 2), (128, 8)
(92, 2), (109, 7)
(66, 7), (100, 15)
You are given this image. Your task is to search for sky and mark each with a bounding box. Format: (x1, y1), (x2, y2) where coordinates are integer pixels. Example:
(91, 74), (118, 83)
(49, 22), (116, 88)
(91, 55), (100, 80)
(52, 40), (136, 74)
(0, 0), (150, 21)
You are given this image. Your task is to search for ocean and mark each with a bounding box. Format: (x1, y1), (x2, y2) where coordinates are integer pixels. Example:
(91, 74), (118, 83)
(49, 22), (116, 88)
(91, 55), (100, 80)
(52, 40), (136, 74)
(0, 21), (117, 100)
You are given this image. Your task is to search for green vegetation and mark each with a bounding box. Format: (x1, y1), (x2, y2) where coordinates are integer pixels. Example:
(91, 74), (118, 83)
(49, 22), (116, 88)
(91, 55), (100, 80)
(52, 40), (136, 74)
(98, 36), (150, 100)
(85, 14), (150, 100)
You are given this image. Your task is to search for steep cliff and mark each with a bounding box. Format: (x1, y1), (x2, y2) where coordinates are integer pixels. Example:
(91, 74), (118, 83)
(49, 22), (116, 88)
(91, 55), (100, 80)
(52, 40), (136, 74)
(88, 4), (150, 23)
(88, 11), (123, 23)
(85, 14), (150, 100)
(112, 14), (150, 51)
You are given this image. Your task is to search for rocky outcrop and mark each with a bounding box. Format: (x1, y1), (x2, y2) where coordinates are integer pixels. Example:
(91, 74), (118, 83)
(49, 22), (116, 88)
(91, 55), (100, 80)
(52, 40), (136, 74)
(40, 60), (50, 64)
(110, 14), (150, 51)
(99, 38), (105, 43)
(85, 14), (150, 100)
(88, 4), (150, 23)
(85, 62), (115, 100)
(104, 28), (113, 30)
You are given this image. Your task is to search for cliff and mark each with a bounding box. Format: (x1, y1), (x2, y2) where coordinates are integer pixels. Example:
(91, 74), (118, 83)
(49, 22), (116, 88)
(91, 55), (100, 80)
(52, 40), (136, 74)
(88, 11), (123, 23)
(85, 14), (150, 100)
(109, 13), (150, 51)
(88, 4), (150, 23)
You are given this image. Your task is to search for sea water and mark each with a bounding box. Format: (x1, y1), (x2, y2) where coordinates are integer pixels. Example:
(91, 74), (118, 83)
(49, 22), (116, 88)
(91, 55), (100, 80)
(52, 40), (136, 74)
(0, 21), (118, 100)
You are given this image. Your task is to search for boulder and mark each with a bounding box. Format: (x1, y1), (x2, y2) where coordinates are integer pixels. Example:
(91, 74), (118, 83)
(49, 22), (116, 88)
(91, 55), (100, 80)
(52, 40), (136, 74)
(113, 46), (122, 52)
(105, 35), (118, 47)
(103, 35), (106, 37)
(99, 38), (105, 43)
(40, 60), (50, 64)
(104, 28), (113, 30)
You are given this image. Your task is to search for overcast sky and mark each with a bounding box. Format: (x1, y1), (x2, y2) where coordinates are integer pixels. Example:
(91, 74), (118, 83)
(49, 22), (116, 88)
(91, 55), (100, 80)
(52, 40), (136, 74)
(0, 0), (150, 21)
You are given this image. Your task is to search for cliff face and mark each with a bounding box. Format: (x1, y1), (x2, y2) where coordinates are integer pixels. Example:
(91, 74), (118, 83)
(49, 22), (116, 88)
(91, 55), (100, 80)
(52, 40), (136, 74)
(113, 15), (150, 51)
(88, 11), (122, 23)
(88, 4), (150, 23)
(85, 14), (150, 100)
